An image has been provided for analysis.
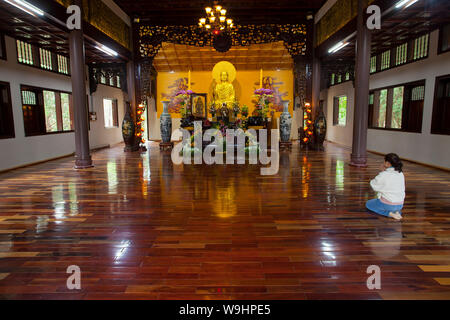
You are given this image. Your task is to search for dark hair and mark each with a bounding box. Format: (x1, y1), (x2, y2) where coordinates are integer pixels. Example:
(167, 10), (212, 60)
(385, 153), (403, 173)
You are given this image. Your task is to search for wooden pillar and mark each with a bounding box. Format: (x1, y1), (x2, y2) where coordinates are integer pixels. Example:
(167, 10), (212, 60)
(69, 0), (92, 169)
(126, 61), (138, 119)
(312, 21), (321, 116)
(350, 0), (371, 167)
(312, 54), (321, 116)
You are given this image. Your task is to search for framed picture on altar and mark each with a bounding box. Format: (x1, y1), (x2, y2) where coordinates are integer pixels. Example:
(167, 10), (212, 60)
(190, 93), (208, 119)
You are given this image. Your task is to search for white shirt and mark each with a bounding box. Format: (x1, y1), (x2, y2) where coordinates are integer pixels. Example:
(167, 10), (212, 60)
(370, 167), (405, 204)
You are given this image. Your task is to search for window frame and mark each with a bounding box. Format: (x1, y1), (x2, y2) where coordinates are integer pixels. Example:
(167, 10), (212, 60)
(15, 38), (71, 76)
(368, 79), (426, 133)
(20, 84), (74, 137)
(329, 32), (431, 88)
(371, 32), (430, 76)
(431, 74), (450, 135)
(97, 74), (122, 90)
(332, 95), (347, 127)
(0, 81), (15, 139)
(103, 98), (119, 128)
(438, 23), (450, 55)
(0, 33), (6, 61)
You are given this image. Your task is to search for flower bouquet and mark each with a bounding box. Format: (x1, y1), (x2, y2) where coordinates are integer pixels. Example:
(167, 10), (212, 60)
(252, 88), (273, 119)
(173, 89), (194, 117)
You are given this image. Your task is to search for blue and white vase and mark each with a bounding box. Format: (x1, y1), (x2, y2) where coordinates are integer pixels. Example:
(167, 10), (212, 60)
(160, 101), (172, 143)
(279, 100), (292, 143)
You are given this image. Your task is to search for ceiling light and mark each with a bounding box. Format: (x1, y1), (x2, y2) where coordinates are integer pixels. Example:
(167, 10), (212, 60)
(96, 44), (118, 56)
(199, 3), (234, 33)
(395, 0), (419, 8)
(328, 41), (349, 54)
(4, 0), (44, 17)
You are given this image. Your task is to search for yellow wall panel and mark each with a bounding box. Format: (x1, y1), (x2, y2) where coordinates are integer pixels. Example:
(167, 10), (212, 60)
(156, 69), (294, 119)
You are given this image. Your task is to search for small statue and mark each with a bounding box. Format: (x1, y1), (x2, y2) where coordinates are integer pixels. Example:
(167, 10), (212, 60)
(232, 101), (240, 118)
(209, 101), (216, 121)
(219, 102), (230, 122)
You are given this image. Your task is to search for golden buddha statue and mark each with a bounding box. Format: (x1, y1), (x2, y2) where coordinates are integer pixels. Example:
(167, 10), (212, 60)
(214, 71), (235, 109)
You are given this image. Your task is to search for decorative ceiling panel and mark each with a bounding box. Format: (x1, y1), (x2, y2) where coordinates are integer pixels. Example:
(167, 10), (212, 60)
(153, 41), (293, 72)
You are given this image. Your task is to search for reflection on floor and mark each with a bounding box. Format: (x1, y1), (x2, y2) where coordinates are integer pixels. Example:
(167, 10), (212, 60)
(0, 142), (449, 300)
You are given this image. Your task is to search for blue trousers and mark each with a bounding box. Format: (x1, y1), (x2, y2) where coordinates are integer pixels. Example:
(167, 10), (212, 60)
(366, 199), (403, 217)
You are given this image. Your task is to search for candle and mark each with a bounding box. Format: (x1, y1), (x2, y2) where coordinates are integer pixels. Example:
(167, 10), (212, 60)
(188, 70), (191, 90)
(260, 69), (263, 88)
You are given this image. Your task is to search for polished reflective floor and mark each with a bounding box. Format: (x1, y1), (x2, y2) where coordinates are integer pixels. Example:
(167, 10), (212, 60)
(0, 142), (449, 299)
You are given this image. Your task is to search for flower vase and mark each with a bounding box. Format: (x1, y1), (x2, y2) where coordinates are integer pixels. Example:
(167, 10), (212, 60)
(160, 101), (172, 144)
(279, 100), (292, 143)
(122, 101), (135, 152)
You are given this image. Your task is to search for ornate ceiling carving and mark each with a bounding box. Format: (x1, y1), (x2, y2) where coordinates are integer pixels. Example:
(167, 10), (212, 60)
(138, 24), (307, 58)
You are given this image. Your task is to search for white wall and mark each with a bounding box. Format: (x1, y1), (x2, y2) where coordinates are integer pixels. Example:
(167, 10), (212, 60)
(89, 85), (125, 149)
(0, 36), (125, 171)
(321, 80), (355, 147)
(321, 29), (450, 169)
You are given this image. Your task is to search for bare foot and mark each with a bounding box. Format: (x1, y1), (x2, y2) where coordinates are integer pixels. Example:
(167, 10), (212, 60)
(388, 211), (403, 221)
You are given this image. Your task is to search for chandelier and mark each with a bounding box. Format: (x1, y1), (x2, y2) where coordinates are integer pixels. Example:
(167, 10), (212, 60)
(198, 3), (234, 35)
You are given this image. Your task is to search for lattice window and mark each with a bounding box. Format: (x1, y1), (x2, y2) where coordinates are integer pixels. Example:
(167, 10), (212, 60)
(411, 85), (425, 101)
(413, 34), (429, 60)
(116, 76), (121, 88)
(22, 90), (36, 105)
(16, 39), (34, 65)
(337, 74), (342, 83)
(395, 43), (407, 66)
(331, 73), (335, 86)
(381, 50), (390, 70)
(370, 56), (377, 73)
(39, 48), (53, 70)
(57, 54), (69, 74)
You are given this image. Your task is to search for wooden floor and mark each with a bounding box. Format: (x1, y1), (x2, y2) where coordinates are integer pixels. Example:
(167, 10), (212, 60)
(0, 142), (449, 300)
